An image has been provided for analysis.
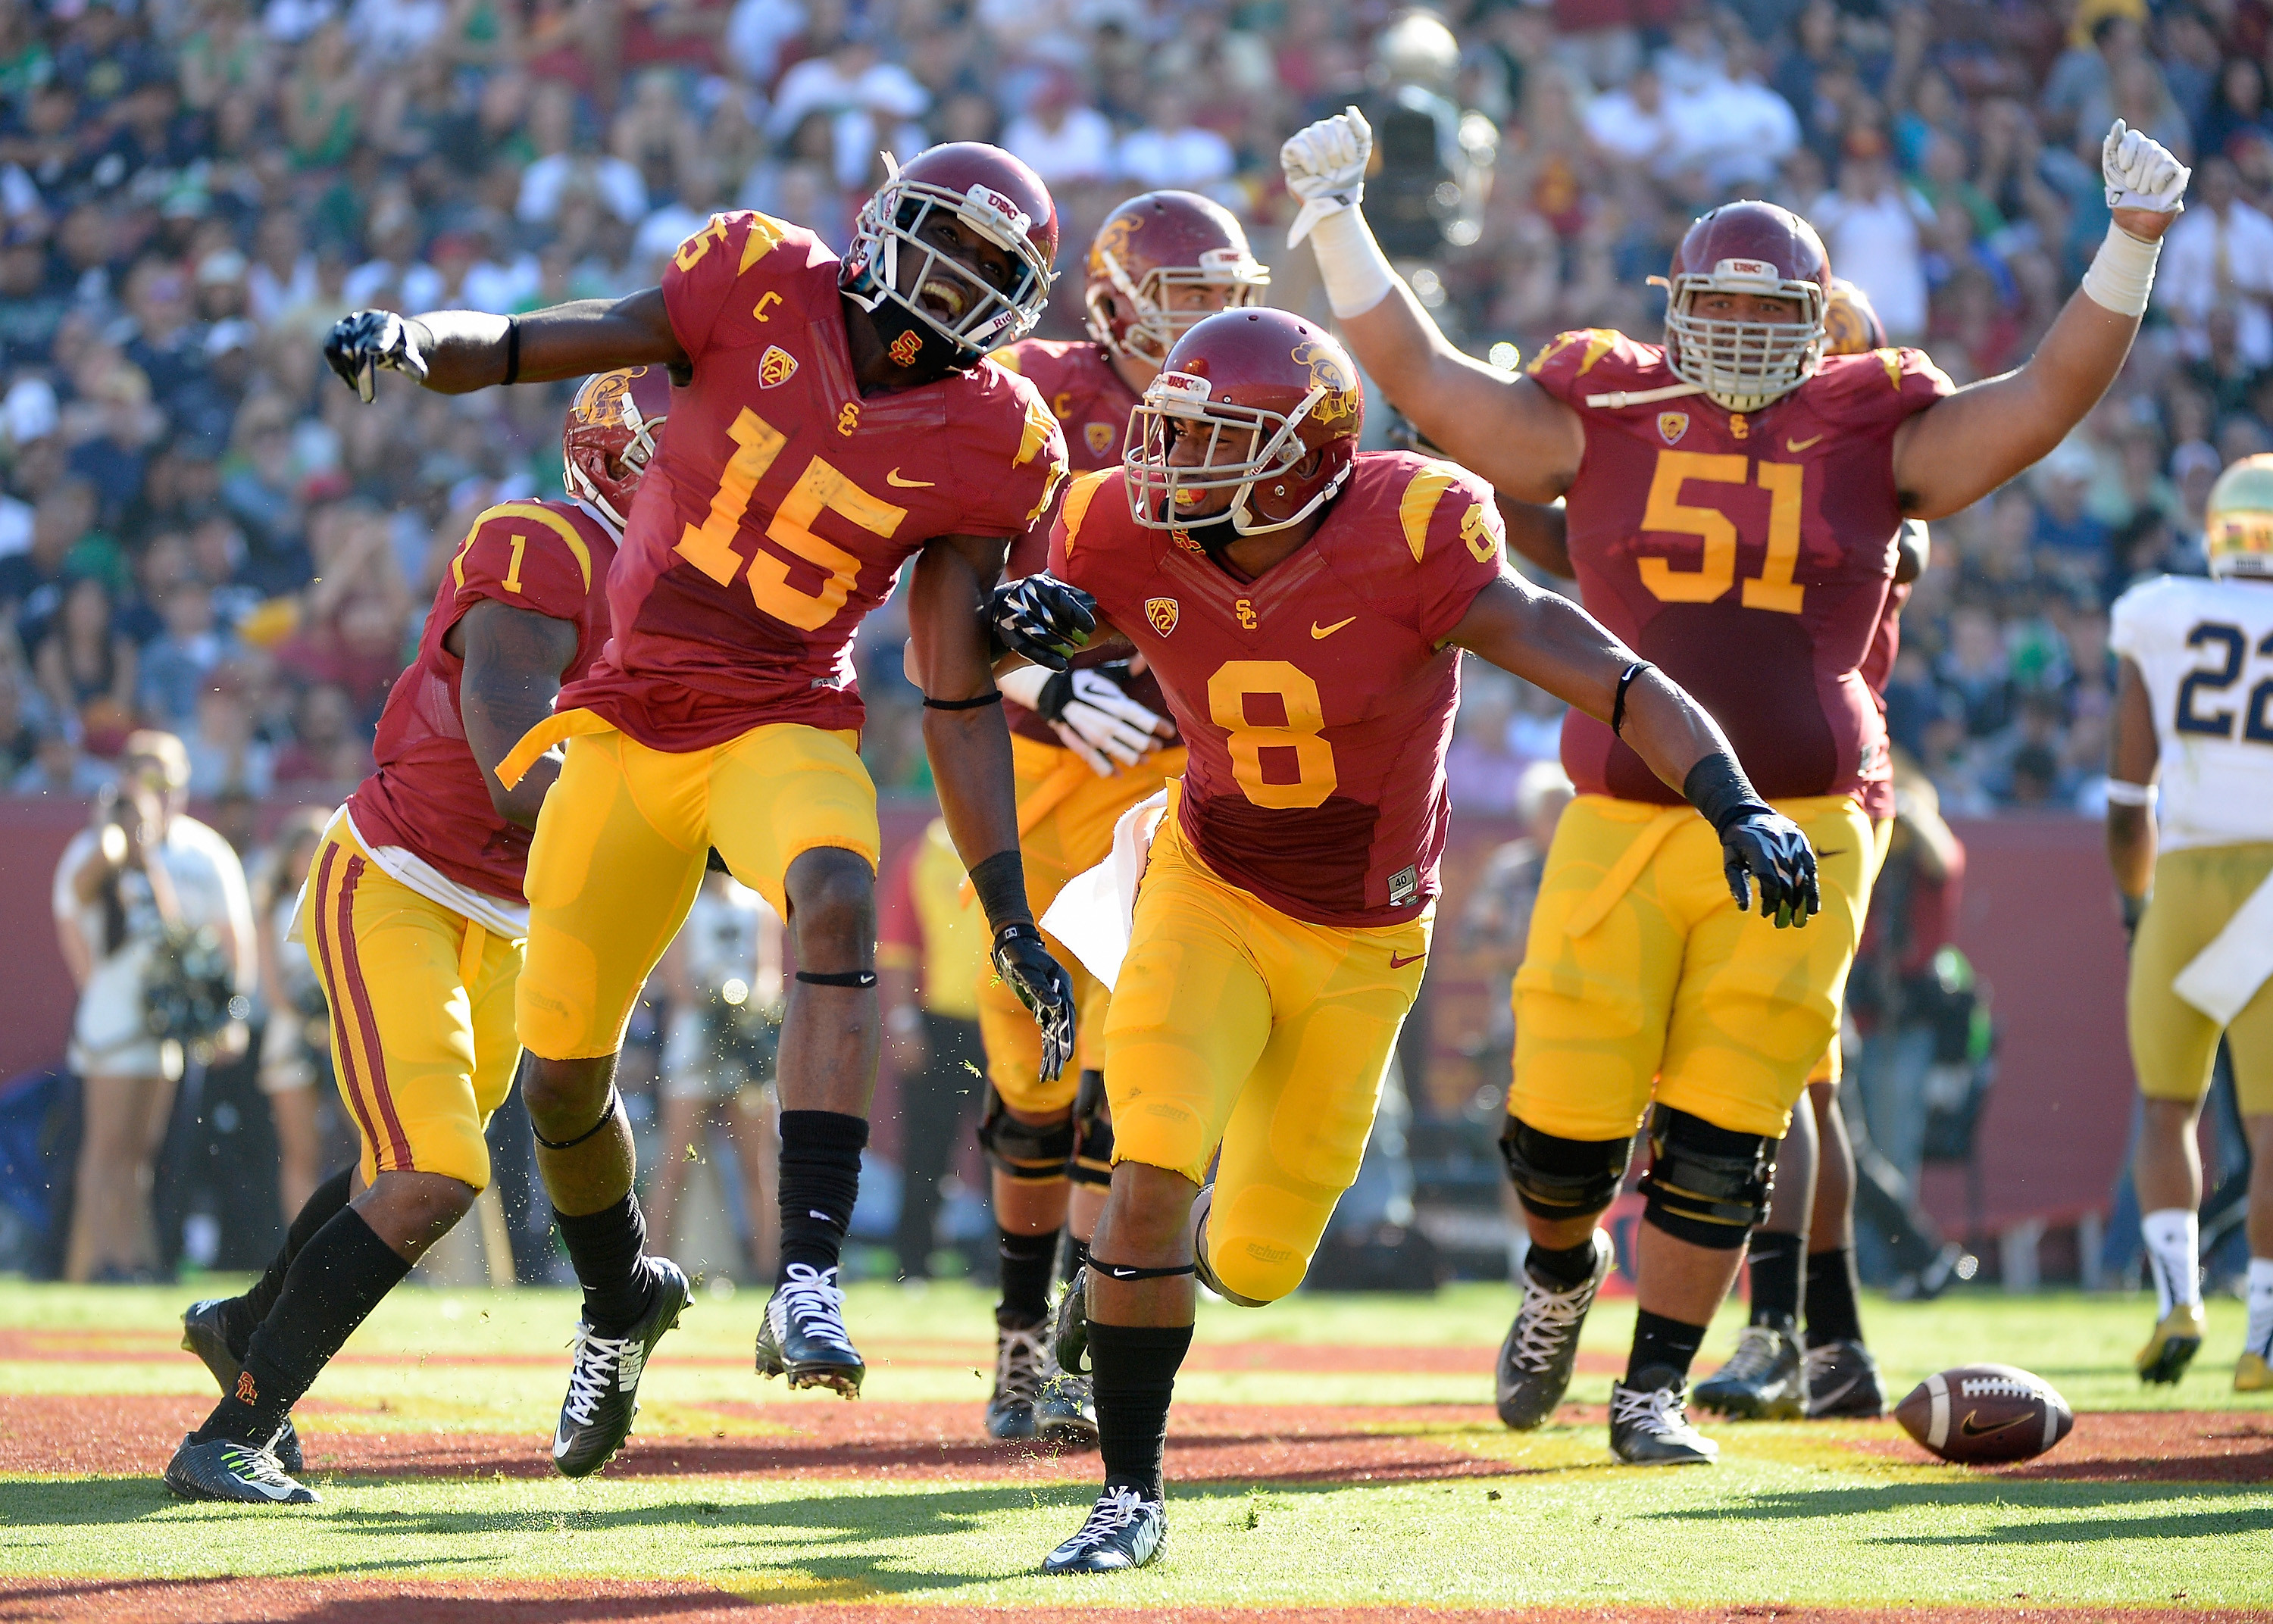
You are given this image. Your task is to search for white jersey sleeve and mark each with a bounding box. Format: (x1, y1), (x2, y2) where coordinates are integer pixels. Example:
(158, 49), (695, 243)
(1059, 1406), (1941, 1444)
(2111, 573), (2273, 852)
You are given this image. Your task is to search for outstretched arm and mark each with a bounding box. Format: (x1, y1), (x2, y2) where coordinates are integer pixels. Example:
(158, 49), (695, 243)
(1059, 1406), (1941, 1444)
(324, 288), (686, 398)
(2105, 655), (2159, 931)
(451, 599), (581, 828)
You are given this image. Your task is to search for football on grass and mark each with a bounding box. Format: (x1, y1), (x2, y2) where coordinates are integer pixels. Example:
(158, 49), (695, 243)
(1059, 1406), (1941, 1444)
(1893, 1363), (2074, 1464)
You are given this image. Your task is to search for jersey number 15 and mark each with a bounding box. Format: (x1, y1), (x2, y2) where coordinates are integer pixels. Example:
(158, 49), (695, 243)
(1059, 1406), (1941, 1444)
(2175, 622), (2273, 744)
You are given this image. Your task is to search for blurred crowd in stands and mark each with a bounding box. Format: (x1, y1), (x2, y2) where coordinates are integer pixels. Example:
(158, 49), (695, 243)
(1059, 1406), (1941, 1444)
(3, 0), (2273, 842)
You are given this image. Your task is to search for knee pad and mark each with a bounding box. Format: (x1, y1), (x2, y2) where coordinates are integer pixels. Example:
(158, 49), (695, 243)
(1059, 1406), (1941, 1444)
(1068, 1068), (1113, 1188)
(977, 1088), (1074, 1181)
(1499, 1118), (1631, 1220)
(1639, 1105), (1774, 1249)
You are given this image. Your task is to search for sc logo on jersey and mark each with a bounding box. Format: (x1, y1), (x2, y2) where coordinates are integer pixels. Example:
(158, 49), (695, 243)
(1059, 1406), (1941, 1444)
(1146, 597), (1180, 636)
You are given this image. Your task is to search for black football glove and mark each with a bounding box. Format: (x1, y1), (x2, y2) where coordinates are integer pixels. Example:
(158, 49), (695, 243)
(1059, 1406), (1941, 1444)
(2120, 891), (2146, 951)
(990, 921), (1077, 1082)
(988, 573), (1097, 672)
(1719, 807), (1821, 928)
(324, 310), (429, 403)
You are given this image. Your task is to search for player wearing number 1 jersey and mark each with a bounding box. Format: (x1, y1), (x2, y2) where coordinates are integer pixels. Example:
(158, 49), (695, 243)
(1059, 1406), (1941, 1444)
(321, 142), (1080, 1479)
(1021, 310), (1818, 1573)
(1287, 105), (2193, 1463)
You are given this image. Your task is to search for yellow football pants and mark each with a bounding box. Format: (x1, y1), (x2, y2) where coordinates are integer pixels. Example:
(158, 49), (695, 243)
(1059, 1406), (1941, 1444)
(978, 733), (1187, 1114)
(1510, 792), (1875, 1142)
(1105, 806), (1428, 1305)
(1803, 815), (1896, 1089)
(305, 822), (523, 1191)
(2130, 842), (2273, 1114)
(517, 717), (878, 1062)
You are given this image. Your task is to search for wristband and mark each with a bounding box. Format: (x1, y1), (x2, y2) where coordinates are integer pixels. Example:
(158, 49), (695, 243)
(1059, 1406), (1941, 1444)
(502, 315), (521, 385)
(924, 690), (1002, 710)
(1306, 205), (1397, 320)
(1611, 661), (1652, 738)
(796, 969), (877, 988)
(2103, 777), (2159, 807)
(2079, 221), (2161, 317)
(1682, 751), (1771, 838)
(969, 850), (1033, 932)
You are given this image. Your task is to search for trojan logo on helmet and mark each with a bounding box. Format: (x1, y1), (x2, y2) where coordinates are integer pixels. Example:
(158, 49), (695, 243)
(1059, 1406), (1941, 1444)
(563, 365), (671, 528)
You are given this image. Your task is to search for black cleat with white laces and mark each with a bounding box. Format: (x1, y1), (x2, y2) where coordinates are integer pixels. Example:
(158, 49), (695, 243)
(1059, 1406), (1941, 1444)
(755, 1262), (864, 1397)
(986, 1320), (1049, 1441)
(1041, 1486), (1167, 1574)
(1693, 1324), (1806, 1419)
(1802, 1337), (1886, 1418)
(180, 1298), (303, 1476)
(1034, 1370), (1099, 1450)
(1609, 1367), (1719, 1465)
(1496, 1229), (1613, 1430)
(164, 1433), (317, 1504)
(552, 1257), (691, 1479)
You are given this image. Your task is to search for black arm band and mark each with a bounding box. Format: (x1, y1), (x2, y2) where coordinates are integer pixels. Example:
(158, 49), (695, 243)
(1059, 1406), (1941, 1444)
(968, 851), (1032, 932)
(796, 968), (877, 988)
(923, 690), (1002, 710)
(1089, 1258), (1198, 1281)
(1683, 750), (1771, 839)
(501, 316), (521, 386)
(531, 1086), (621, 1151)
(1611, 661), (1652, 738)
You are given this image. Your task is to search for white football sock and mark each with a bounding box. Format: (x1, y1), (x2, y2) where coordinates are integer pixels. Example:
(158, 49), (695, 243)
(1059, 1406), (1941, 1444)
(2140, 1208), (2201, 1316)
(2246, 1257), (2273, 1359)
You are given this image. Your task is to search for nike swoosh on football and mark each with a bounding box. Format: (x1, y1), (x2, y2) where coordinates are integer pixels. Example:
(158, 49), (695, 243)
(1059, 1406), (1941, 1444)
(1959, 1410), (2030, 1438)
(1312, 617), (1356, 639)
(885, 468), (936, 488)
(1389, 951), (1427, 969)
(1785, 434), (1826, 452)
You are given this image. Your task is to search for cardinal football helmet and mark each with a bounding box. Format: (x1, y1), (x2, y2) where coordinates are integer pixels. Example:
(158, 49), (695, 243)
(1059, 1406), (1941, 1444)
(2206, 453), (2273, 579)
(1658, 201), (1830, 412)
(1822, 276), (1889, 357)
(844, 142), (1058, 363)
(1125, 308), (1362, 536)
(564, 365), (672, 529)
(1084, 191), (1269, 367)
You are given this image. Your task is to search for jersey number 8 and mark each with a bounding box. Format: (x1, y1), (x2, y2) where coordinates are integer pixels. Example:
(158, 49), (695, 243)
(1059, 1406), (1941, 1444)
(2175, 622), (2273, 744)
(1208, 660), (1337, 809)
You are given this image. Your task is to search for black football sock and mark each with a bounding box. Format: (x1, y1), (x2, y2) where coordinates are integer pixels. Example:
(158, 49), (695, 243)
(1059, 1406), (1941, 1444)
(1089, 1320), (1193, 1502)
(1745, 1229), (1804, 1333)
(1805, 1246), (1865, 1344)
(1525, 1236), (1599, 1289)
(224, 1164), (356, 1357)
(777, 1110), (868, 1279)
(1626, 1308), (1709, 1386)
(195, 1207), (410, 1448)
(998, 1227), (1059, 1327)
(1059, 1233), (1091, 1288)
(555, 1191), (657, 1335)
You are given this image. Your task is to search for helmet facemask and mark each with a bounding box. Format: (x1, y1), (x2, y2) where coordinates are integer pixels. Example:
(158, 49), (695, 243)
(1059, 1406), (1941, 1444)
(1125, 370), (1349, 539)
(1658, 256), (1827, 412)
(845, 155), (1054, 364)
(1086, 245), (1270, 367)
(564, 392), (664, 529)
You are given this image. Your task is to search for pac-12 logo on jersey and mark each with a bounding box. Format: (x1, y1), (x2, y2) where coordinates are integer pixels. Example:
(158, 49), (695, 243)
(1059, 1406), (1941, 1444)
(758, 345), (798, 388)
(1659, 411), (1688, 444)
(1146, 597), (1180, 636)
(1085, 421), (1115, 456)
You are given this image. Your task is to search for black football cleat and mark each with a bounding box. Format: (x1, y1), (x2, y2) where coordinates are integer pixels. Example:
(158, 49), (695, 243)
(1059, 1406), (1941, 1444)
(1053, 1265), (1091, 1376)
(1035, 1371), (1099, 1450)
(986, 1320), (1049, 1441)
(755, 1262), (864, 1397)
(1802, 1337), (1887, 1418)
(1496, 1229), (1613, 1430)
(1693, 1325), (1806, 1419)
(180, 1298), (303, 1476)
(164, 1433), (317, 1505)
(1609, 1368), (1719, 1466)
(1041, 1486), (1167, 1574)
(552, 1257), (691, 1479)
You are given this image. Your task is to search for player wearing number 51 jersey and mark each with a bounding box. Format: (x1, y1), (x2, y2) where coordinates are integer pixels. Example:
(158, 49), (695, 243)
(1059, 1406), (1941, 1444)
(1024, 310), (1818, 1574)
(320, 141), (1080, 1479)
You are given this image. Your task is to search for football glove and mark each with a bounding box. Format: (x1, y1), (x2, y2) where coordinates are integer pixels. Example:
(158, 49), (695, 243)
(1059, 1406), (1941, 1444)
(324, 310), (429, 403)
(2102, 119), (2190, 215)
(1721, 809), (1821, 929)
(988, 573), (1096, 672)
(1001, 664), (1173, 776)
(1281, 105), (1373, 248)
(991, 923), (1077, 1082)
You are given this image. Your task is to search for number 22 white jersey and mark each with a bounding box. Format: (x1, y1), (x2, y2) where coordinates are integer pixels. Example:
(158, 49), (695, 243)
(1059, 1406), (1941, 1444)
(2109, 573), (2273, 852)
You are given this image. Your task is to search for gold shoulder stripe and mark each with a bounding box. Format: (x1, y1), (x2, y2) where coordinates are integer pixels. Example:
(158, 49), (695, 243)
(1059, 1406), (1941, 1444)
(1015, 391), (1058, 468)
(1398, 464), (1462, 562)
(738, 211), (791, 274)
(990, 345), (1024, 374)
(454, 502), (593, 594)
(1057, 469), (1113, 557)
(1879, 348), (1902, 390)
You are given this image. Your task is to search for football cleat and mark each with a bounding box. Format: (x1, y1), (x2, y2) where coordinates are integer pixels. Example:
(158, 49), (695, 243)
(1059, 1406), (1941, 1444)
(986, 1320), (1049, 1441)
(1496, 1229), (1613, 1430)
(180, 1298), (303, 1476)
(1041, 1486), (1168, 1574)
(1035, 1370), (1099, 1449)
(1802, 1337), (1887, 1419)
(1054, 1265), (1091, 1376)
(2135, 1302), (2206, 1385)
(1694, 1325), (1806, 1419)
(755, 1262), (864, 1397)
(2237, 1351), (2273, 1392)
(1609, 1369), (1719, 1466)
(552, 1257), (691, 1479)
(164, 1433), (317, 1505)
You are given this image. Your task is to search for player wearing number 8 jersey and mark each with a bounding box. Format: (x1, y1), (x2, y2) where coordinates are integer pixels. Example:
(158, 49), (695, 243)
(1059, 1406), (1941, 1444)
(320, 142), (1081, 1477)
(1286, 106), (2193, 1463)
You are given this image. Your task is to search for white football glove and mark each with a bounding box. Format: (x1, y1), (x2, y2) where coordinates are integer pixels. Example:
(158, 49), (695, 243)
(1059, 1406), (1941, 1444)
(1282, 106), (1374, 248)
(2102, 119), (2189, 215)
(1053, 669), (1171, 776)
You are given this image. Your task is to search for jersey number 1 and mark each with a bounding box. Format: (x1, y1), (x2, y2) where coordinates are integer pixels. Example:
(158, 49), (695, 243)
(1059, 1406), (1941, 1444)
(1637, 451), (1807, 614)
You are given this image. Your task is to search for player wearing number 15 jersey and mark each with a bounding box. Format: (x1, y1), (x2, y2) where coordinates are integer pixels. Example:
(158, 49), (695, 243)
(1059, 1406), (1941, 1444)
(320, 141), (1080, 1479)
(1024, 310), (1817, 1574)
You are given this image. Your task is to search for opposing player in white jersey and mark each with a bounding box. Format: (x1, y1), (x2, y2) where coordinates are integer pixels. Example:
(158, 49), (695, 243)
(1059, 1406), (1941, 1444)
(2108, 453), (2273, 1391)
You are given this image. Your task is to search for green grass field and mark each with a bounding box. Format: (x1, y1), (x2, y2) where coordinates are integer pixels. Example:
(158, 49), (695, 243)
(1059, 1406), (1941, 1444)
(1, 1279), (2268, 1616)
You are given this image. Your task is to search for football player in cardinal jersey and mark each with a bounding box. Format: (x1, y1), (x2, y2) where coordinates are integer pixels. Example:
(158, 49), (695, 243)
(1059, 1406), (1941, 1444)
(1286, 108), (2190, 1463)
(1018, 310), (1815, 1572)
(320, 143), (1080, 1476)
(164, 370), (660, 1506)
(975, 192), (1268, 1445)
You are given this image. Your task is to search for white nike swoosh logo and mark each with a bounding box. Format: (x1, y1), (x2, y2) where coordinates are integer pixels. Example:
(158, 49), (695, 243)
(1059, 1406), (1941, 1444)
(885, 468), (935, 488)
(553, 1425), (576, 1458)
